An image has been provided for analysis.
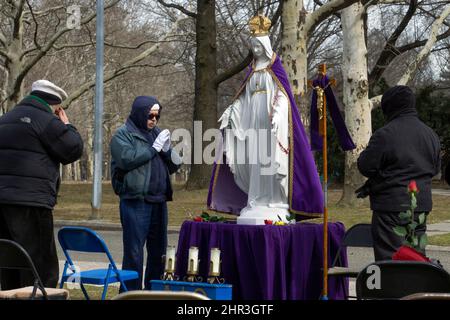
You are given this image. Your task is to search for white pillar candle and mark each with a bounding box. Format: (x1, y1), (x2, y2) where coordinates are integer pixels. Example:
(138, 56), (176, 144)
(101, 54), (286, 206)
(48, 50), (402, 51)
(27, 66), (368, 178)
(188, 247), (199, 273)
(210, 248), (221, 274)
(165, 246), (176, 271)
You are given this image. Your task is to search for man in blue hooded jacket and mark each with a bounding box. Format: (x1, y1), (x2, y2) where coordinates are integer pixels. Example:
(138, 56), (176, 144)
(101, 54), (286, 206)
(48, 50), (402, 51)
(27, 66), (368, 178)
(110, 96), (181, 290)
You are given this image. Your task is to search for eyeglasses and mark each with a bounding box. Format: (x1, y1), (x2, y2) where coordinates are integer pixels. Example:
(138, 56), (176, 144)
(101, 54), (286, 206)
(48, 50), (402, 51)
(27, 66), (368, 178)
(148, 113), (160, 120)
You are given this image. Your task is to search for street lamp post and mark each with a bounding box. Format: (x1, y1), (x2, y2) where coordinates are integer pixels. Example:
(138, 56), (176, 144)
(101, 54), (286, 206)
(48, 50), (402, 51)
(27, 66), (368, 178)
(91, 0), (104, 220)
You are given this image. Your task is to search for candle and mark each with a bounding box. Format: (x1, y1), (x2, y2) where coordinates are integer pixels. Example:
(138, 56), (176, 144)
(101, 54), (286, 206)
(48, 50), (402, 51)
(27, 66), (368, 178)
(188, 247), (199, 273)
(210, 248), (221, 275)
(165, 246), (176, 271)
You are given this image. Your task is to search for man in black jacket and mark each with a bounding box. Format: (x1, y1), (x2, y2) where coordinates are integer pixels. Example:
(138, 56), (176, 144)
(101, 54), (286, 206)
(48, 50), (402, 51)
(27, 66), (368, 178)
(0, 80), (83, 289)
(357, 85), (441, 261)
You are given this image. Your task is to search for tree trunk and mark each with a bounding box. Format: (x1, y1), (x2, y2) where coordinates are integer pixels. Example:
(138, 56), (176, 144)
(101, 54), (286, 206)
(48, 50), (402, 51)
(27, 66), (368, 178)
(4, 28), (24, 111)
(62, 164), (73, 181)
(74, 160), (81, 181)
(86, 125), (94, 181)
(339, 2), (371, 206)
(281, 0), (310, 130)
(185, 0), (217, 190)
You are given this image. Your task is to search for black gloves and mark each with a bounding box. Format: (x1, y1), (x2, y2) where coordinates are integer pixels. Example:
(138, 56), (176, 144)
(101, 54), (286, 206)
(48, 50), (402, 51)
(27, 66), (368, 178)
(355, 182), (370, 199)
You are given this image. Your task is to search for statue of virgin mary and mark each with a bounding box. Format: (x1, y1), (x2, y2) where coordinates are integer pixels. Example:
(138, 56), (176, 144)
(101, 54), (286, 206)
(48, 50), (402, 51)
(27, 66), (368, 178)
(207, 14), (323, 225)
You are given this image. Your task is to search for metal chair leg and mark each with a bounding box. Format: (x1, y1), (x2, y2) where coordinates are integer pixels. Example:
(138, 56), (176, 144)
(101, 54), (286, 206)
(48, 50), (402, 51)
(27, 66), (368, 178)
(80, 282), (90, 300)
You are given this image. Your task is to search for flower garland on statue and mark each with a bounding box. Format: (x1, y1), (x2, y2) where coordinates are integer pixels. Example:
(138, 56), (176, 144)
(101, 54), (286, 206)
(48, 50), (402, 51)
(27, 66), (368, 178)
(269, 87), (289, 155)
(264, 214), (296, 226)
(193, 212), (225, 223)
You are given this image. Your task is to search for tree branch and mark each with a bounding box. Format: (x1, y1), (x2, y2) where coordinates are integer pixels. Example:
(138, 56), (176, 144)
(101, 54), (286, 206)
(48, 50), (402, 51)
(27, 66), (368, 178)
(370, 4), (450, 110)
(17, 0), (121, 83)
(25, 0), (40, 50)
(27, 5), (64, 16)
(369, 0), (418, 89)
(0, 31), (7, 48)
(156, 0), (197, 18)
(214, 50), (253, 86)
(12, 0), (26, 39)
(313, 0), (341, 19)
(398, 5), (450, 85)
(270, 0), (284, 28)
(63, 17), (187, 108)
(370, 94), (382, 110)
(396, 26), (450, 53)
(306, 0), (360, 35)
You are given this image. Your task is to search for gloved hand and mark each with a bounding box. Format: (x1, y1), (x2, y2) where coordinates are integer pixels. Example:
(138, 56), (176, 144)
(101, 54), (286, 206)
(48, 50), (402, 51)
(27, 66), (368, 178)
(153, 129), (170, 152)
(162, 132), (171, 152)
(355, 183), (370, 199)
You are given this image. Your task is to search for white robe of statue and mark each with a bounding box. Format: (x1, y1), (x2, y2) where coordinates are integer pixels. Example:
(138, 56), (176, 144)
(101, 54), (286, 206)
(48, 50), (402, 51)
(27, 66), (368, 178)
(219, 36), (290, 225)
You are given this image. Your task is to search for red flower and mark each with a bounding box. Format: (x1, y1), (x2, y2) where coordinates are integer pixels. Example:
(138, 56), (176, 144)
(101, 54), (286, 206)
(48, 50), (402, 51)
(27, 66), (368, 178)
(408, 180), (418, 194)
(392, 245), (430, 262)
(264, 219), (273, 225)
(193, 216), (204, 222)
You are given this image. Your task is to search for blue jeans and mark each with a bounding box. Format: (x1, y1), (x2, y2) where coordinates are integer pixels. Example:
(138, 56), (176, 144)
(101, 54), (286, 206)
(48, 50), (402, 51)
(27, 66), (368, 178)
(119, 199), (168, 291)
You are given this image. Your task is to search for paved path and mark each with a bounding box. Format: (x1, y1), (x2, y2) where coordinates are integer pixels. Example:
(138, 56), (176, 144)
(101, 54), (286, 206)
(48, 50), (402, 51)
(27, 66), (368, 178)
(432, 188), (450, 196)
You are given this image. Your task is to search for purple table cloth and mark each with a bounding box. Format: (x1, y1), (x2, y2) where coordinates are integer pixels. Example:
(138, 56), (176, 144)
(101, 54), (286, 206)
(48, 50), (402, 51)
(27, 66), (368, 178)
(175, 221), (348, 300)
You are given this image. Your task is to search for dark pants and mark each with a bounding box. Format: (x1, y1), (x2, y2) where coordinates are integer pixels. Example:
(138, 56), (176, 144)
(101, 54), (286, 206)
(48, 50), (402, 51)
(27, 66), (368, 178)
(119, 199), (168, 291)
(371, 211), (428, 261)
(0, 204), (59, 290)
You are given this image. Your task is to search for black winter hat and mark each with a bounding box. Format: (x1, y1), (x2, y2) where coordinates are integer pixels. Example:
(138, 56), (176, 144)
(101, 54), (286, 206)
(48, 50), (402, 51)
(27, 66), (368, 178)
(381, 85), (417, 122)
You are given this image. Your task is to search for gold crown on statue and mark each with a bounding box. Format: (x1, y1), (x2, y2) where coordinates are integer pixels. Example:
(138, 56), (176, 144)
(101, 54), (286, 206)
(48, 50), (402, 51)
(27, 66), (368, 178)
(249, 14), (271, 37)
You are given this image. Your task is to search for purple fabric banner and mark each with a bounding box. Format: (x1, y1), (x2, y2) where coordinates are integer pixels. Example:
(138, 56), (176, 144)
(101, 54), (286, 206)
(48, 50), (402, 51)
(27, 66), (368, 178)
(310, 75), (356, 152)
(175, 221), (348, 300)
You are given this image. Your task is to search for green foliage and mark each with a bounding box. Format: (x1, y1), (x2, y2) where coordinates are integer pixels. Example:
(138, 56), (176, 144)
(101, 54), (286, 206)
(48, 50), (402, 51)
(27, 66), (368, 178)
(418, 213), (426, 225)
(201, 211), (225, 222)
(419, 233), (428, 251)
(399, 210), (412, 220)
(416, 86), (450, 173)
(394, 226), (407, 237)
(286, 213), (296, 222)
(411, 193), (417, 210)
(394, 189), (428, 253)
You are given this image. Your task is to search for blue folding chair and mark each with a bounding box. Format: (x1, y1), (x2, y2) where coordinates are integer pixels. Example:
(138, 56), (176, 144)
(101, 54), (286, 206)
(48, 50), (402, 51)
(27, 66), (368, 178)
(58, 226), (138, 300)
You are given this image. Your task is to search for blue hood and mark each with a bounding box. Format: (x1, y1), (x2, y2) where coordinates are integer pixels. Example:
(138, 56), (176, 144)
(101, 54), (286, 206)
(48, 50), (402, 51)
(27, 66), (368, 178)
(128, 96), (162, 131)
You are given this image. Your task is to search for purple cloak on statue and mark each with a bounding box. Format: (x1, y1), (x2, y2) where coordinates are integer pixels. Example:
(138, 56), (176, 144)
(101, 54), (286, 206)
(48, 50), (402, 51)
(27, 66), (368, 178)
(207, 54), (324, 219)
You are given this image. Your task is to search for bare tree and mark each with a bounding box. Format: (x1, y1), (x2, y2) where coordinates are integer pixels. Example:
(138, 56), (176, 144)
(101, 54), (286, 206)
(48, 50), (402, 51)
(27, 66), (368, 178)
(339, 1), (450, 205)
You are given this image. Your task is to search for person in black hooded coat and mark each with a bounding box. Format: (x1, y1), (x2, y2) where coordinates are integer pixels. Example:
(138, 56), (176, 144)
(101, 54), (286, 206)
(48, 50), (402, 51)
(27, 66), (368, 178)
(357, 85), (441, 261)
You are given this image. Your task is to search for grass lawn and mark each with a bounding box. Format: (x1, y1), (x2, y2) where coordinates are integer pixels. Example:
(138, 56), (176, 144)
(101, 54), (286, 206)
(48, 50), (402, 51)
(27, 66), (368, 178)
(54, 182), (450, 231)
(63, 284), (119, 300)
(428, 233), (450, 246)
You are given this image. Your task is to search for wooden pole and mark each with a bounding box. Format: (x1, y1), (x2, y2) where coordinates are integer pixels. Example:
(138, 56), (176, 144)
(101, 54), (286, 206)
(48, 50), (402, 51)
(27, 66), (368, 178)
(319, 63), (329, 300)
